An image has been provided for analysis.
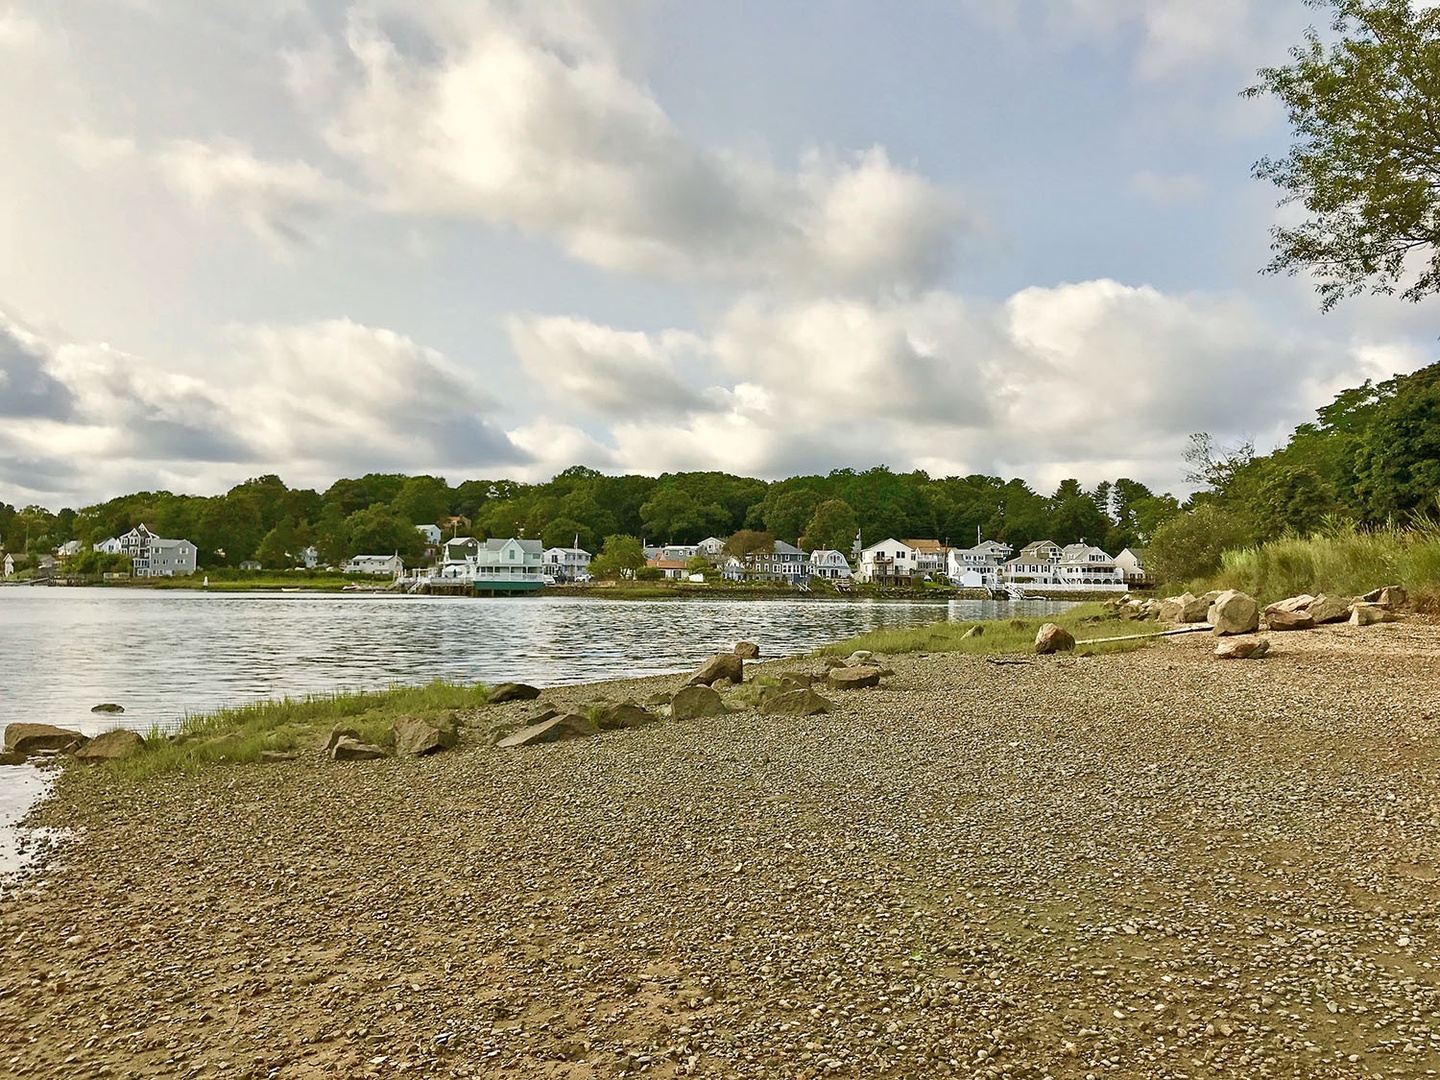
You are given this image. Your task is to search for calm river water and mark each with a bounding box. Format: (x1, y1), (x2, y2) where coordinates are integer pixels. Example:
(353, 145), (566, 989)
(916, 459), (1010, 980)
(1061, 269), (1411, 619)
(0, 588), (1072, 874)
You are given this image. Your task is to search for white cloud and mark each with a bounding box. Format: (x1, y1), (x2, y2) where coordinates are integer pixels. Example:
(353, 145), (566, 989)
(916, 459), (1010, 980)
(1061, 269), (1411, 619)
(0, 10), (54, 52)
(1130, 170), (1205, 204)
(156, 138), (352, 250)
(0, 312), (527, 505)
(59, 128), (138, 170)
(508, 315), (708, 417)
(320, 4), (966, 290)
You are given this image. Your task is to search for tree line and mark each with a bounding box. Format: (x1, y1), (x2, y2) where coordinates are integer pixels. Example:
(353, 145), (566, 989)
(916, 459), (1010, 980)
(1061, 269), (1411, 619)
(1, 466), (1180, 571)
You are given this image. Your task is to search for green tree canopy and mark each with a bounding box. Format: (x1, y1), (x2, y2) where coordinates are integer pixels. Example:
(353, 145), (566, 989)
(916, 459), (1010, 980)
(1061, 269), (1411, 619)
(1247, 0), (1440, 308)
(589, 534), (646, 579)
(800, 499), (859, 552)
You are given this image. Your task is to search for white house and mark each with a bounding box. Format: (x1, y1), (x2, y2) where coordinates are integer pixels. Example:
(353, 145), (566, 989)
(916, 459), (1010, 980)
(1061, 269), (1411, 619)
(301, 545), (320, 569)
(94, 536), (125, 555)
(697, 536), (726, 561)
(543, 546), (592, 581)
(119, 524), (198, 578)
(415, 524), (442, 547)
(473, 537), (546, 591)
(808, 549), (853, 579)
(55, 539), (82, 559)
(946, 539), (1013, 587)
(902, 539), (951, 578)
(1115, 547), (1148, 586)
(1054, 544), (1126, 590)
(1002, 540), (1065, 585)
(856, 538), (919, 584)
(344, 554), (404, 576)
(2, 553), (12, 578)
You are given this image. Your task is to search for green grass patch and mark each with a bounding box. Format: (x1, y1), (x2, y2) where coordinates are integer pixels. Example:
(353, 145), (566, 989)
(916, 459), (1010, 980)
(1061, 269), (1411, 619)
(1209, 523), (1440, 606)
(102, 679), (490, 781)
(813, 603), (1156, 658)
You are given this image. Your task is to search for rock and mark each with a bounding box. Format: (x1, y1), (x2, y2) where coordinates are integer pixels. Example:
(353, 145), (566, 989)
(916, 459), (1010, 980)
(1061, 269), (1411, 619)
(324, 727), (361, 754)
(594, 702), (656, 730)
(1208, 590), (1259, 635)
(778, 671), (817, 688)
(1350, 603), (1396, 626)
(1267, 594), (1315, 616)
(524, 704), (561, 725)
(670, 685), (729, 721)
(733, 641), (761, 659)
(1380, 585), (1408, 608)
(846, 650), (874, 666)
(1034, 624), (1075, 655)
(488, 682), (542, 704)
(1159, 593), (1208, 623)
(827, 666), (882, 690)
(331, 739), (387, 761)
(392, 716), (458, 756)
(962, 625), (984, 639)
(1216, 637), (1270, 660)
(497, 714), (597, 748)
(760, 689), (834, 716)
(75, 729), (145, 762)
(0, 751), (28, 766)
(90, 703), (125, 714)
(259, 750), (298, 763)
(3, 723), (87, 756)
(1307, 593), (1352, 624)
(821, 656), (847, 669)
(688, 653), (744, 686)
(1264, 608), (1315, 631)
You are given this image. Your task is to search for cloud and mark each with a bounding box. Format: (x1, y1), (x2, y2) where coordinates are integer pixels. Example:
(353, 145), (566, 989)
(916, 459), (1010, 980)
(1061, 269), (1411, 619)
(0, 10), (55, 53)
(508, 315), (708, 418)
(319, 5), (967, 290)
(156, 138), (352, 250)
(1130, 170), (1205, 204)
(510, 279), (1421, 492)
(0, 311), (528, 506)
(59, 128), (138, 170)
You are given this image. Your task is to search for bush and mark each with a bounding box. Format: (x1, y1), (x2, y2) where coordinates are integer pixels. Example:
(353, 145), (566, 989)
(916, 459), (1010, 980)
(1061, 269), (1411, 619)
(1147, 505), (1251, 586)
(634, 566), (664, 581)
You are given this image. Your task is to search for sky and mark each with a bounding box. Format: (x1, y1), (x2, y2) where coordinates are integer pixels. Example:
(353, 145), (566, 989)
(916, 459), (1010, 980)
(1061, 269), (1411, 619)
(1, 0), (1436, 510)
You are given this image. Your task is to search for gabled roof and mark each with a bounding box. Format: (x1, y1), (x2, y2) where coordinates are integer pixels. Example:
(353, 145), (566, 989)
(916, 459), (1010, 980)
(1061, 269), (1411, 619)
(774, 540), (806, 556)
(901, 539), (950, 554)
(482, 537), (543, 554)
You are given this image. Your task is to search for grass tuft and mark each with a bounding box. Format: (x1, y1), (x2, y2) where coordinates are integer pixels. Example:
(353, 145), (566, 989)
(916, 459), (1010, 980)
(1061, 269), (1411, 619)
(1210, 524), (1440, 605)
(102, 680), (490, 781)
(814, 603), (1155, 658)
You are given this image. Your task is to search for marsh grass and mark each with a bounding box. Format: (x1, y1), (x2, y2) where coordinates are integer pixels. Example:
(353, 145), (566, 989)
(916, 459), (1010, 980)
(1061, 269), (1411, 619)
(814, 604), (1153, 658)
(1211, 523), (1440, 606)
(106, 680), (489, 780)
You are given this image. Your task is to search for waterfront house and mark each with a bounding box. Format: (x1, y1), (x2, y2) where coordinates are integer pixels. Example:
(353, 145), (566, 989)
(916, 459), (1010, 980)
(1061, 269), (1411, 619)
(808, 549), (853, 580)
(946, 540), (1013, 587)
(856, 539), (918, 584)
(473, 538), (546, 590)
(2, 553), (12, 578)
(301, 545), (320, 569)
(722, 540), (812, 584)
(697, 536), (726, 562)
(1115, 547), (1148, 586)
(119, 524), (198, 578)
(94, 536), (125, 555)
(1055, 544), (1126, 590)
(415, 524), (442, 547)
(443, 536), (480, 563)
(344, 554), (403, 577)
(239, 559), (262, 571)
(55, 540), (82, 560)
(901, 539), (951, 579)
(648, 557), (691, 580)
(543, 545), (592, 581)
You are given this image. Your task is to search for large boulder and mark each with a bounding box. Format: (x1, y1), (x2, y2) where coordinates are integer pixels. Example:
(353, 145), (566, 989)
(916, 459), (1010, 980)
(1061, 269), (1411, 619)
(3, 723), (87, 756)
(1215, 637), (1270, 660)
(594, 702), (656, 730)
(760, 689), (833, 717)
(90, 703), (125, 714)
(1208, 590), (1259, 635)
(1380, 586), (1408, 608)
(324, 727), (361, 754)
(1307, 594), (1352, 624)
(332, 739), (387, 761)
(497, 713), (597, 748)
(1159, 593), (1210, 624)
(1034, 624), (1075, 655)
(75, 729), (146, 762)
(827, 666), (882, 690)
(670, 685), (729, 721)
(688, 653), (744, 686)
(489, 682), (542, 704)
(733, 641), (761, 659)
(392, 716), (458, 756)
(1264, 608), (1315, 631)
(1267, 594), (1315, 616)
(1351, 603), (1396, 626)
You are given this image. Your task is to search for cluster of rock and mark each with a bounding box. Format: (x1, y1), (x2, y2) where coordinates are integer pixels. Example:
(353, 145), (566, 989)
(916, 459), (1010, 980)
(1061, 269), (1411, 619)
(1149, 584), (1409, 661)
(1, 724), (145, 766)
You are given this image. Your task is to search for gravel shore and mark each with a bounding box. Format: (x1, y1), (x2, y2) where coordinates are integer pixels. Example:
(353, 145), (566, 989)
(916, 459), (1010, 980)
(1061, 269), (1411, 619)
(4, 621), (1440, 1079)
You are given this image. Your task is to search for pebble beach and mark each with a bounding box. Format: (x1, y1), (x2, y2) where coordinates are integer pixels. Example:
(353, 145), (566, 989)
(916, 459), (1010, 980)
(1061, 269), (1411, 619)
(4, 620), (1440, 1079)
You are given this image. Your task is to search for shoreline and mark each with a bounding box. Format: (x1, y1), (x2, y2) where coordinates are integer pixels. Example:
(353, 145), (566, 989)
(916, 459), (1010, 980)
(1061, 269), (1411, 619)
(6, 620), (1438, 1078)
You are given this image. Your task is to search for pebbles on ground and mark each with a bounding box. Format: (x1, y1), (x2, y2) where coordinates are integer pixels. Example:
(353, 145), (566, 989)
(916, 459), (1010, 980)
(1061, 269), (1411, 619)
(3, 620), (1440, 1079)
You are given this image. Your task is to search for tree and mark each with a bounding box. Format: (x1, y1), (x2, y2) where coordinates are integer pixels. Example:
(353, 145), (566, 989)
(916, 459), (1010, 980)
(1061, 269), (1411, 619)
(800, 499), (859, 553)
(391, 475), (451, 526)
(256, 519), (299, 569)
(1247, 0), (1440, 308)
(1352, 360), (1440, 517)
(344, 506), (426, 561)
(723, 529), (775, 560)
(541, 517), (593, 552)
(1147, 505), (1253, 585)
(589, 534), (646, 579)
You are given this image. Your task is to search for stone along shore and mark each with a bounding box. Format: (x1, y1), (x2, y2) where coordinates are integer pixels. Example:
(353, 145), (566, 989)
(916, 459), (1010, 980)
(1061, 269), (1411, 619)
(3, 620), (1440, 1079)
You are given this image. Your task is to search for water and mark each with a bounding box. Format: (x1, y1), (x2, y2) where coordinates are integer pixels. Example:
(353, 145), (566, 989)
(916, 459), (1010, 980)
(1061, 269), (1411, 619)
(0, 587), (1073, 874)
